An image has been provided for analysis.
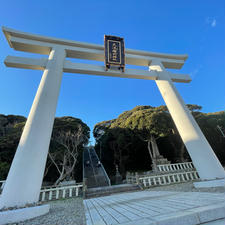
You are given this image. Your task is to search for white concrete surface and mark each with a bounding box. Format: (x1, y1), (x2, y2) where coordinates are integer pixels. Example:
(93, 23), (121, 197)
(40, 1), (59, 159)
(0, 47), (65, 208)
(84, 191), (225, 225)
(194, 178), (225, 188)
(0, 204), (50, 225)
(202, 219), (225, 225)
(4, 55), (191, 83)
(149, 60), (225, 181)
(2, 26), (187, 69)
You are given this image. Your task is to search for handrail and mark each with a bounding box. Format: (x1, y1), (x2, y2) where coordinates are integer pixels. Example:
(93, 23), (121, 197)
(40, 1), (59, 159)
(93, 148), (111, 186)
(87, 148), (98, 185)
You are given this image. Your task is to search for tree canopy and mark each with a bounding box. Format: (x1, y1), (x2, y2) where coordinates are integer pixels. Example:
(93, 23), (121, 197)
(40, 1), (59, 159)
(93, 105), (225, 178)
(1, 105), (224, 183)
(0, 115), (90, 183)
(0, 114), (26, 180)
(47, 117), (90, 184)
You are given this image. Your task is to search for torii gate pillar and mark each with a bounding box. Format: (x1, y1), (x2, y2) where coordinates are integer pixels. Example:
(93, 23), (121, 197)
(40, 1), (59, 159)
(150, 60), (225, 185)
(0, 47), (65, 209)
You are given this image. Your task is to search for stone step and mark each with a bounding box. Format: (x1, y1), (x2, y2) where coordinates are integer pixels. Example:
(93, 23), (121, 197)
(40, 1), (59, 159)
(83, 148), (111, 188)
(84, 183), (141, 199)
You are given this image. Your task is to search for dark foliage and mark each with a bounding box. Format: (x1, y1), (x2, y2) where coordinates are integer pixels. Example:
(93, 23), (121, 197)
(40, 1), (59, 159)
(0, 115), (90, 183)
(93, 105), (225, 177)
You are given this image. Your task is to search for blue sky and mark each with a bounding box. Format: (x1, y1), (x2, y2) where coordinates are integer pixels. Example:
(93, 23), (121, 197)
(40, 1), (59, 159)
(0, 0), (224, 142)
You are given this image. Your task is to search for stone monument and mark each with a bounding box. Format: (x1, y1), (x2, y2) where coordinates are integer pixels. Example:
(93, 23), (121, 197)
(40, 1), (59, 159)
(148, 135), (170, 171)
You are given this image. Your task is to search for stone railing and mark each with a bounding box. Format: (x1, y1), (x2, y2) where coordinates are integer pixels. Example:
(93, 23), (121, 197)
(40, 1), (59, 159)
(139, 171), (199, 187)
(157, 162), (194, 172)
(0, 180), (6, 194)
(126, 173), (140, 184)
(126, 162), (196, 184)
(39, 184), (83, 202)
(0, 180), (6, 188)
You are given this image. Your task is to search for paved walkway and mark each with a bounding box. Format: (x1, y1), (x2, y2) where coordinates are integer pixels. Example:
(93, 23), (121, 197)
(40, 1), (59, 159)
(84, 191), (225, 225)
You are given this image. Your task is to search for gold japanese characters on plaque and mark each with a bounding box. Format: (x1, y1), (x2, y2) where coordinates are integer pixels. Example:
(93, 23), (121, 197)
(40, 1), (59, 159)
(104, 35), (125, 72)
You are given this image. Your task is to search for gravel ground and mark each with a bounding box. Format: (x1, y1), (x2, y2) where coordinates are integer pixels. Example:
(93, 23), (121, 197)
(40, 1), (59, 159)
(16, 197), (86, 225)
(8, 181), (225, 225)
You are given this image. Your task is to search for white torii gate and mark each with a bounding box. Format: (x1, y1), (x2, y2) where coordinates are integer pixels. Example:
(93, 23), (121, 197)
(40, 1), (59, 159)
(1, 27), (225, 209)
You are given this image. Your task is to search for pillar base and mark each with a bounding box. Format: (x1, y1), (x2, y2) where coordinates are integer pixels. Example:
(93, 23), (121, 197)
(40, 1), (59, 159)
(194, 178), (225, 188)
(0, 204), (50, 225)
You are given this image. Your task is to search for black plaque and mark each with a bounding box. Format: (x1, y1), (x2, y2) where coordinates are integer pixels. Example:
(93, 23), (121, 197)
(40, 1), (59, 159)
(104, 35), (125, 72)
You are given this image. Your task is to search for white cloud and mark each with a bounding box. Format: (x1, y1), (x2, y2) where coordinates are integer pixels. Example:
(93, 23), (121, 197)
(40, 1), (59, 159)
(211, 19), (216, 27)
(206, 17), (217, 28)
(190, 68), (199, 77)
(190, 66), (202, 79)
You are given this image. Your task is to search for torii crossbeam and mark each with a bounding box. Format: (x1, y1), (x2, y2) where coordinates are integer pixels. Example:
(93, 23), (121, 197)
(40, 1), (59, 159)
(1, 27), (225, 209)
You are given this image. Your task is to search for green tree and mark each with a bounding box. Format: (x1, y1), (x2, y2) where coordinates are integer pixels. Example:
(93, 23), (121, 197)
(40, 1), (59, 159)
(46, 117), (90, 184)
(94, 106), (175, 176)
(0, 115), (26, 180)
(94, 105), (225, 177)
(0, 115), (90, 183)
